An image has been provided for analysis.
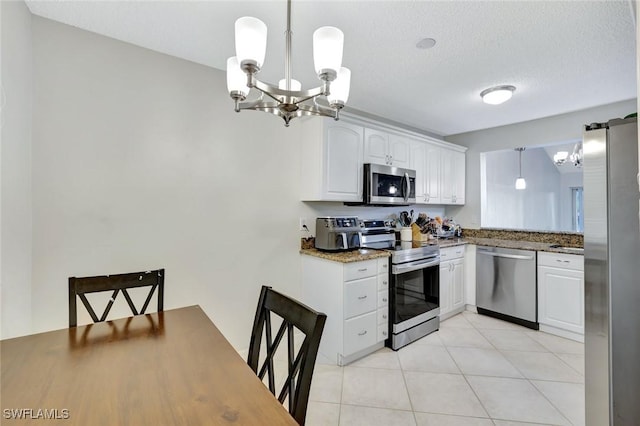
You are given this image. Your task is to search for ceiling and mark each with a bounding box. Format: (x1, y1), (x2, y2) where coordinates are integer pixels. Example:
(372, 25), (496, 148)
(25, 0), (637, 136)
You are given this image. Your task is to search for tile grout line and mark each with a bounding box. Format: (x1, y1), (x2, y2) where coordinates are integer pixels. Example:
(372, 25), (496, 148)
(442, 315), (494, 421)
(469, 316), (578, 426)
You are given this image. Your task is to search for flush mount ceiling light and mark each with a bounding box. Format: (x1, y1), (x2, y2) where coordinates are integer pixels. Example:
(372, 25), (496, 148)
(226, 0), (351, 127)
(480, 85), (516, 105)
(515, 147), (526, 190)
(554, 143), (583, 167)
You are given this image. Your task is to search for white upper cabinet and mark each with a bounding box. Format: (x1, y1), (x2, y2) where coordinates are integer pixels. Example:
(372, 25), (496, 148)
(300, 118), (364, 202)
(300, 114), (465, 204)
(364, 129), (410, 168)
(441, 148), (465, 205)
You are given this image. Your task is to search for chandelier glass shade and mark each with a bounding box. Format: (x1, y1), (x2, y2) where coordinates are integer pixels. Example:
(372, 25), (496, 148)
(226, 0), (351, 126)
(553, 143), (583, 167)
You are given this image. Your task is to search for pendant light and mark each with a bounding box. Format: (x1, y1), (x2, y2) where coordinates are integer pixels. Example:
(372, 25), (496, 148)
(515, 147), (526, 190)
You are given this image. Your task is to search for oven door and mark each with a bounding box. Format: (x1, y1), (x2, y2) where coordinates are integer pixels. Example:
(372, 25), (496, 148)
(390, 258), (440, 333)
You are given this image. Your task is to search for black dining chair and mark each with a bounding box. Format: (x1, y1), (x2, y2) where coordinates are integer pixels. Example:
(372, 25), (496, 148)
(247, 286), (327, 425)
(68, 269), (165, 327)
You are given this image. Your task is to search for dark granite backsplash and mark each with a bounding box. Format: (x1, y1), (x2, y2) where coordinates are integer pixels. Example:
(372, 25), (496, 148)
(462, 228), (583, 247)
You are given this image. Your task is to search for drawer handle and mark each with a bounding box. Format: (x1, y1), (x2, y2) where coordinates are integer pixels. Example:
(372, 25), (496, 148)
(556, 259), (570, 263)
(358, 268), (368, 272)
(358, 330), (367, 336)
(358, 295), (368, 300)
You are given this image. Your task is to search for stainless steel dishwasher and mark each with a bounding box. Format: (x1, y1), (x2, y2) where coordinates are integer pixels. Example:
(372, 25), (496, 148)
(476, 246), (538, 329)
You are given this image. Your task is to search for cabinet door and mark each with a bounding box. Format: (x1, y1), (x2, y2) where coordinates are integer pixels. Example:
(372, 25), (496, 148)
(388, 135), (410, 168)
(364, 128), (389, 165)
(425, 144), (441, 204)
(538, 266), (584, 334)
(324, 122), (364, 201)
(439, 262), (452, 315)
(410, 142), (427, 203)
(451, 259), (465, 310)
(441, 149), (465, 204)
(452, 150), (465, 205)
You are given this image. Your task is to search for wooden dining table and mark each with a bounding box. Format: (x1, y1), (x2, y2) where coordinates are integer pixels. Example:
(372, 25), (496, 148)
(1, 305), (298, 425)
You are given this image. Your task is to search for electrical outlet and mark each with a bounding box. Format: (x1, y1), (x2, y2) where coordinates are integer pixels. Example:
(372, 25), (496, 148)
(299, 217), (307, 231)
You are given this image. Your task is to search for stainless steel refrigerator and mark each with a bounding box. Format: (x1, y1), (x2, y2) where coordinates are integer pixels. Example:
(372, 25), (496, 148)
(583, 117), (640, 425)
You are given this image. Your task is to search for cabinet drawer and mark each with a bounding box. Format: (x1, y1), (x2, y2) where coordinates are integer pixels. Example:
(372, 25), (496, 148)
(377, 324), (389, 342)
(440, 245), (465, 261)
(344, 277), (377, 318)
(377, 274), (389, 292)
(378, 290), (389, 307)
(538, 252), (584, 271)
(377, 258), (390, 275)
(377, 307), (389, 325)
(344, 312), (377, 355)
(344, 260), (378, 281)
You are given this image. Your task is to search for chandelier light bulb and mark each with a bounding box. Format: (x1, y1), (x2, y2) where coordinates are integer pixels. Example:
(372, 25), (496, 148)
(553, 151), (568, 165)
(235, 17), (267, 70)
(313, 26), (344, 77)
(515, 177), (527, 190)
(278, 79), (302, 91)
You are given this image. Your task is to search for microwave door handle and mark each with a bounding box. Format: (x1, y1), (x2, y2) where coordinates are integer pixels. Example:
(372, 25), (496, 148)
(403, 172), (410, 202)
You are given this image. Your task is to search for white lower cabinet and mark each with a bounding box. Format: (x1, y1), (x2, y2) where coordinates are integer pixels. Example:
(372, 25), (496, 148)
(537, 252), (585, 342)
(439, 246), (466, 320)
(301, 255), (390, 365)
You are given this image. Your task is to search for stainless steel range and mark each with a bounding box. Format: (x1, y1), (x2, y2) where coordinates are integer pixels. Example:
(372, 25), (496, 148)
(360, 220), (441, 350)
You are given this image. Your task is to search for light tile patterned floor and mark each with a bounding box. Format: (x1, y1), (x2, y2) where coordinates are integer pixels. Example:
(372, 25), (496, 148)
(306, 311), (585, 426)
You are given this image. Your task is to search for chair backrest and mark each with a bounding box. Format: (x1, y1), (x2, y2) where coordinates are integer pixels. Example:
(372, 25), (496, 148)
(69, 269), (165, 327)
(248, 286), (327, 425)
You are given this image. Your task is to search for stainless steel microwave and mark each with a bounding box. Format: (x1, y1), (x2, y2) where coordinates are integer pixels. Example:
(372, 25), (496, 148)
(364, 163), (416, 206)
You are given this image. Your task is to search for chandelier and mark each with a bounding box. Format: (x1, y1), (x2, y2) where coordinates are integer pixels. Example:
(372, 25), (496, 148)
(226, 0), (351, 127)
(553, 142), (583, 167)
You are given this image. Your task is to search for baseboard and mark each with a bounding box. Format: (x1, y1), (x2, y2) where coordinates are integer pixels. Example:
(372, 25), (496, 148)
(539, 324), (584, 343)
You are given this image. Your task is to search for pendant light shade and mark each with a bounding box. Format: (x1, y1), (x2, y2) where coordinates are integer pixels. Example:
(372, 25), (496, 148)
(235, 17), (268, 69)
(312, 26), (344, 77)
(226, 57), (248, 97)
(327, 67), (351, 106)
(515, 147), (526, 190)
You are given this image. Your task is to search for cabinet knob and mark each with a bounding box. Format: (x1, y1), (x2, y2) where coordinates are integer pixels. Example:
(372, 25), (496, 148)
(382, 280), (388, 285)
(382, 331), (387, 336)
(382, 314), (387, 319)
(382, 298), (388, 302)
(358, 330), (367, 336)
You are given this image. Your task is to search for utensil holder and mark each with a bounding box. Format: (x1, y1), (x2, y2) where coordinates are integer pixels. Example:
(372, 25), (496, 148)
(400, 227), (412, 241)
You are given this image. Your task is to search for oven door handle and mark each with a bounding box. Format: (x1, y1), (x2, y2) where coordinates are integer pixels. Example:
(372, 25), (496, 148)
(392, 258), (440, 274)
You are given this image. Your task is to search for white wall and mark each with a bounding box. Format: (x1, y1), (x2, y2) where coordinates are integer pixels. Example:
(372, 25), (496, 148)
(28, 16), (306, 350)
(482, 148), (562, 231)
(445, 99), (637, 229)
(1, 1), (33, 339)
